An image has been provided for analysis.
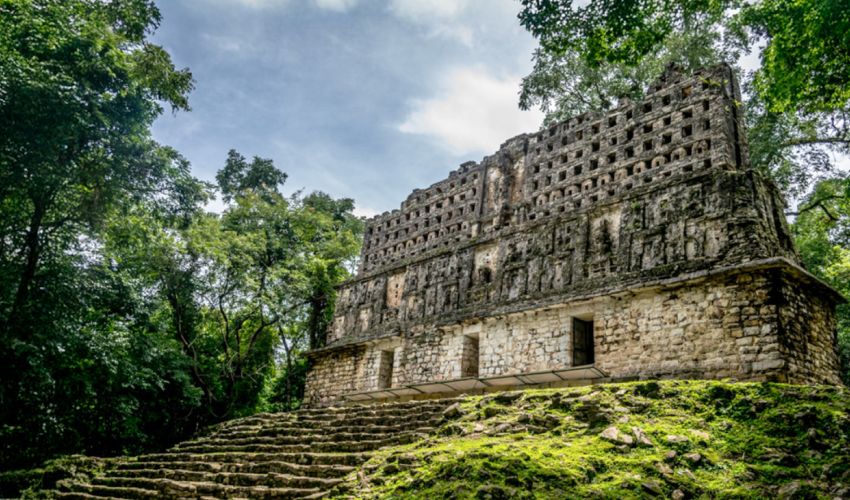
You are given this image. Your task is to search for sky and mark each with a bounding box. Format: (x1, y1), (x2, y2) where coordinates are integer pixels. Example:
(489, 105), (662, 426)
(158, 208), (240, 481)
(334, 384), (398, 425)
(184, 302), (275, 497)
(150, 0), (544, 216)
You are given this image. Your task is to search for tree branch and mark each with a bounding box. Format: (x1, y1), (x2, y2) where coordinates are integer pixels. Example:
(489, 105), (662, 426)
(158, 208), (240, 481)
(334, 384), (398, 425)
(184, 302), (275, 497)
(780, 137), (850, 149)
(786, 197), (841, 221)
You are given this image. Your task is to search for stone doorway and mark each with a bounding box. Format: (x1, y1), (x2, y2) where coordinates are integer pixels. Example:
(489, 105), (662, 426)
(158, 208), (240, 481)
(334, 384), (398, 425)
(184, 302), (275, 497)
(572, 317), (595, 366)
(460, 335), (480, 378)
(378, 349), (395, 389)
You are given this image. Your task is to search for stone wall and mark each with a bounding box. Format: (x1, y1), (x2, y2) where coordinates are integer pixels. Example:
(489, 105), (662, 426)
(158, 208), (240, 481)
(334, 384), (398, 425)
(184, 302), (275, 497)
(304, 346), (367, 409)
(775, 271), (843, 384)
(304, 265), (842, 406)
(358, 64), (747, 275)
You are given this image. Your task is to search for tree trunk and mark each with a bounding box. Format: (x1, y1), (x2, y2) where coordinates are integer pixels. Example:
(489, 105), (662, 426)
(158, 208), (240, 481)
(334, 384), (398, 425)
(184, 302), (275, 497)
(7, 203), (45, 335)
(280, 333), (294, 410)
(307, 294), (327, 350)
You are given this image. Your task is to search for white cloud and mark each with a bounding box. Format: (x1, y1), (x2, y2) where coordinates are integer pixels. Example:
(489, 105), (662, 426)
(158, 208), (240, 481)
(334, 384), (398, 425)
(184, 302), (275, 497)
(226, 0), (289, 8)
(398, 66), (544, 156)
(313, 0), (357, 12)
(352, 206), (380, 218)
(389, 0), (469, 21)
(200, 33), (244, 52)
(388, 0), (474, 46)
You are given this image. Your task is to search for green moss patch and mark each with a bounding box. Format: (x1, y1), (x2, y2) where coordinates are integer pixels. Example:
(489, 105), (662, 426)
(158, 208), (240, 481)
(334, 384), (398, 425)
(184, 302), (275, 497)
(337, 380), (850, 499)
(0, 455), (116, 499)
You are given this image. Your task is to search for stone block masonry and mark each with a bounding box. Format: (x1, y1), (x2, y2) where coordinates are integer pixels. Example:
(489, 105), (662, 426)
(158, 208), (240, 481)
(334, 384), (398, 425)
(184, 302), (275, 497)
(304, 65), (844, 407)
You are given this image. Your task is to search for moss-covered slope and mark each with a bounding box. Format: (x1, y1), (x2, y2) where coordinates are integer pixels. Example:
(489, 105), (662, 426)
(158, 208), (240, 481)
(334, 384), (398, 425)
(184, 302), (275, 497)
(337, 380), (850, 499)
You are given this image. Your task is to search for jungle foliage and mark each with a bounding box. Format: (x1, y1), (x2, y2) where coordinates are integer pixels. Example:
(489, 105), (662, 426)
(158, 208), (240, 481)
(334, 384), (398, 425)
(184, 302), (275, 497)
(0, 0), (362, 471)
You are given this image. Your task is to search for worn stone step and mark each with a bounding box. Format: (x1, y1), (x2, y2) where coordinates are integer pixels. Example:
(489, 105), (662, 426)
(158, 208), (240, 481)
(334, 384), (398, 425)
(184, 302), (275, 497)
(117, 460), (354, 478)
(297, 406), (451, 420)
(211, 414), (435, 436)
(297, 398), (459, 414)
(135, 451), (371, 467)
(174, 434), (417, 454)
(180, 429), (430, 449)
(84, 476), (323, 498)
(104, 468), (343, 490)
(212, 421), (437, 439)
(220, 401), (454, 428)
(55, 492), (111, 500)
(59, 480), (158, 499)
(290, 413), (442, 428)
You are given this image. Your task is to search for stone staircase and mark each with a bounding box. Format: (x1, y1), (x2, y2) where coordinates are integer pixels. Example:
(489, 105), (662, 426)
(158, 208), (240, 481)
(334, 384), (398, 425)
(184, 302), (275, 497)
(55, 398), (458, 499)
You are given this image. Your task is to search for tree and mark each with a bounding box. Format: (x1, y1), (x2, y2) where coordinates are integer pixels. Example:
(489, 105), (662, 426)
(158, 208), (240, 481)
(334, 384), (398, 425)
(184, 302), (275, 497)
(167, 153), (362, 420)
(0, 0), (202, 470)
(519, 0), (742, 123)
(0, 0), (193, 335)
(216, 150), (288, 204)
(0, 1), (364, 473)
(745, 0), (850, 114)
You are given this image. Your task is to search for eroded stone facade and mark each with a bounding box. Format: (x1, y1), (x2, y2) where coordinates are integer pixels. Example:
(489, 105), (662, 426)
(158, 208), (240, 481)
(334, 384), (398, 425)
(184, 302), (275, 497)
(305, 65), (843, 407)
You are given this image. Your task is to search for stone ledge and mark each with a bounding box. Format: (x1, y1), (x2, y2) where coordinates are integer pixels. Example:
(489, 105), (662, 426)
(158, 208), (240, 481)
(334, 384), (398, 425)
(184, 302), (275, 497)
(342, 365), (608, 404)
(308, 256), (843, 358)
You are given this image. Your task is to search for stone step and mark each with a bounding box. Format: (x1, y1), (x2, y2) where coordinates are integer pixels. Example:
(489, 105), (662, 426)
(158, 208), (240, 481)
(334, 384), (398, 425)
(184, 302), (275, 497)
(211, 421), (438, 439)
(69, 476), (323, 499)
(211, 413), (440, 436)
(299, 410), (444, 422)
(58, 480), (159, 499)
(102, 468), (343, 490)
(305, 398), (460, 412)
(55, 492), (110, 500)
(117, 460), (355, 478)
(291, 413), (442, 428)
(220, 401), (454, 428)
(180, 429), (432, 448)
(173, 434), (418, 455)
(136, 451), (371, 467)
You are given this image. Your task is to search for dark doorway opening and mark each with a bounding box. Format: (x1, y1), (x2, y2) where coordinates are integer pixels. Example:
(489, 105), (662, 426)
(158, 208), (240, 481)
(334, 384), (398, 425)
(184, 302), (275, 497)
(378, 349), (395, 389)
(461, 335), (480, 378)
(572, 317), (595, 366)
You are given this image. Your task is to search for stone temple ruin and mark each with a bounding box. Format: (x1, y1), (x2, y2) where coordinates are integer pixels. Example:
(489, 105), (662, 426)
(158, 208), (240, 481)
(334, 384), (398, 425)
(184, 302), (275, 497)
(304, 65), (843, 407)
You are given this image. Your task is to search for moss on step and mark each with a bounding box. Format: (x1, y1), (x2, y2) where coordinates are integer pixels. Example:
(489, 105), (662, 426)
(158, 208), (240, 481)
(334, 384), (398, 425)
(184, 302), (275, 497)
(335, 380), (850, 499)
(0, 455), (117, 499)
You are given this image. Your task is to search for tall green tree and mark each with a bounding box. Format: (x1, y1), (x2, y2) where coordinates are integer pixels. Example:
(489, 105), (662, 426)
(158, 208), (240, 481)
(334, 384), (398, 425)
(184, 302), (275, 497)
(201, 155), (362, 416)
(0, 0), (364, 473)
(0, 0), (202, 470)
(0, 0), (193, 333)
(104, 150), (363, 421)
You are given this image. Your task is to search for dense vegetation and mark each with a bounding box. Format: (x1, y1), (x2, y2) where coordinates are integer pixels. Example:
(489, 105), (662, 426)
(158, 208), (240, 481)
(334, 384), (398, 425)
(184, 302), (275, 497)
(347, 380), (850, 499)
(518, 0), (850, 384)
(0, 0), (361, 472)
(1, 0), (849, 487)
